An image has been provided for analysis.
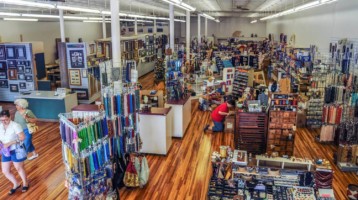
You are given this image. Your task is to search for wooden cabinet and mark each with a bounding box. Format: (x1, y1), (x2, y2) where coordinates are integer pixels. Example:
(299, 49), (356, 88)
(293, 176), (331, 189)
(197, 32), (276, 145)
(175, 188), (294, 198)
(235, 112), (267, 155)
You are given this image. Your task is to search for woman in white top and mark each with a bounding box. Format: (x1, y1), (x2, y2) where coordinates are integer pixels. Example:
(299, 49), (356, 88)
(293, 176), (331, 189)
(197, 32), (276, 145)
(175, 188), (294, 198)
(0, 110), (29, 195)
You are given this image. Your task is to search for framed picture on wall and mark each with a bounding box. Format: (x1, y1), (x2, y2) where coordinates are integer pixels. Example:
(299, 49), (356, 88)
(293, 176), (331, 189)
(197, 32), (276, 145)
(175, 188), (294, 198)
(69, 69), (81, 86)
(0, 61), (7, 70)
(71, 88), (89, 100)
(8, 69), (17, 80)
(0, 80), (8, 88)
(15, 46), (27, 60)
(25, 75), (33, 82)
(7, 60), (16, 69)
(18, 74), (25, 80)
(69, 50), (85, 68)
(0, 46), (5, 60)
(128, 28), (134, 32)
(10, 84), (19, 92)
(17, 65), (25, 73)
(148, 28), (153, 33)
(0, 71), (7, 79)
(19, 82), (26, 89)
(138, 28), (144, 33)
(157, 28), (163, 33)
(6, 46), (16, 59)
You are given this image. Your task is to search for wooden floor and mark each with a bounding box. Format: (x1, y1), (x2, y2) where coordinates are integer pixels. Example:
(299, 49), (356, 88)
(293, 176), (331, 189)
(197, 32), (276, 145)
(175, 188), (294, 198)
(0, 71), (357, 200)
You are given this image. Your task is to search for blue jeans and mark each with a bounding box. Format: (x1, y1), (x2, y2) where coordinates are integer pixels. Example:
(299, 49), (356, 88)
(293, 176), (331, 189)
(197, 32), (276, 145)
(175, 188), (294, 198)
(213, 121), (224, 132)
(23, 128), (35, 153)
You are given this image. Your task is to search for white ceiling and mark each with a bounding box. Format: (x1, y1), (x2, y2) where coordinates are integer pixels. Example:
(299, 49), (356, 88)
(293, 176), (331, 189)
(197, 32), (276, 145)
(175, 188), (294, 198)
(0, 0), (317, 18)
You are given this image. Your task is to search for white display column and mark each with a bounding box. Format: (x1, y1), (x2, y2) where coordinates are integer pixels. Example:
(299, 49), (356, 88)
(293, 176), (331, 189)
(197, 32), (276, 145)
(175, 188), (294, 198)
(186, 10), (190, 59)
(110, 0), (121, 68)
(102, 15), (107, 38)
(154, 19), (157, 34)
(169, 4), (174, 50)
(59, 9), (65, 42)
(134, 17), (138, 35)
(205, 17), (208, 38)
(197, 15), (201, 44)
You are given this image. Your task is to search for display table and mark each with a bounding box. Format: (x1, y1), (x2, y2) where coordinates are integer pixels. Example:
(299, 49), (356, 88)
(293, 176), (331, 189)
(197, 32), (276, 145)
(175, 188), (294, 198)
(165, 96), (192, 138)
(16, 91), (78, 121)
(139, 107), (173, 155)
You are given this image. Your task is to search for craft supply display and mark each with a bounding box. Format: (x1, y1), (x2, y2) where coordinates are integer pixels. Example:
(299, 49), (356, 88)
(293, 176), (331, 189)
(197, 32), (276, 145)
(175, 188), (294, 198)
(208, 146), (327, 200)
(59, 112), (113, 199)
(165, 58), (187, 102)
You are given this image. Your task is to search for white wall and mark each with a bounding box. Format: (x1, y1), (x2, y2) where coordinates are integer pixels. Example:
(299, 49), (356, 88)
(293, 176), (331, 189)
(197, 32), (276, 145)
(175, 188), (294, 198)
(266, 0), (358, 51)
(0, 21), (102, 64)
(180, 17), (266, 39)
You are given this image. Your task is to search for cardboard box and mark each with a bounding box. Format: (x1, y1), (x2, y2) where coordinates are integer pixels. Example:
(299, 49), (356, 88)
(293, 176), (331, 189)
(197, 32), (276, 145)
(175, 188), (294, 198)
(224, 116), (235, 133)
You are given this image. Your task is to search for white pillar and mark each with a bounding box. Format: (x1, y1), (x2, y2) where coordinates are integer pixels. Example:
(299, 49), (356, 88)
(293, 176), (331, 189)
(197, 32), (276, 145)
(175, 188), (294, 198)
(186, 10), (190, 57)
(154, 19), (157, 34)
(111, 0), (121, 68)
(205, 17), (208, 38)
(59, 9), (65, 42)
(102, 15), (107, 38)
(134, 17), (138, 35)
(169, 4), (174, 50)
(198, 15), (201, 44)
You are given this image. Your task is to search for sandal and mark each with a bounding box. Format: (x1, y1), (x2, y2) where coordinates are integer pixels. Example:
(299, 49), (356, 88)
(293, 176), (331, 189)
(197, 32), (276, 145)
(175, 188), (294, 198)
(8, 185), (21, 195)
(22, 184), (29, 193)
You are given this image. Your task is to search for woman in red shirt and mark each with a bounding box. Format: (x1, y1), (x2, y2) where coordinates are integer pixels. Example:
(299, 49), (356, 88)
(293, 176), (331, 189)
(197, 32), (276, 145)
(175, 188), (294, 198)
(204, 99), (235, 132)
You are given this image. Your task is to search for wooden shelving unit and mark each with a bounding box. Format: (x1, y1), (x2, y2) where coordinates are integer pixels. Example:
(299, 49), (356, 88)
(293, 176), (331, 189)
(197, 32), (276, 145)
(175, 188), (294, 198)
(235, 112), (268, 155)
(267, 93), (298, 156)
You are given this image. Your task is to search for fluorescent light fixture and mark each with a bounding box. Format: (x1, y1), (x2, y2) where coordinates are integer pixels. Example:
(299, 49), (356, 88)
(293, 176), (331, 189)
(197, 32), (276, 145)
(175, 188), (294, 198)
(174, 19), (185, 22)
(250, 20), (257, 23)
(0, 0), (55, 8)
(4, 17), (38, 22)
(83, 20), (111, 23)
(161, 0), (196, 11)
(88, 17), (103, 20)
(215, 19), (220, 23)
(156, 17), (169, 20)
(127, 14), (144, 18)
(101, 11), (128, 16)
(57, 5), (101, 14)
(260, 0), (338, 21)
(201, 13), (215, 20)
(22, 14), (59, 18)
(295, 0), (319, 11)
(64, 16), (88, 20)
(180, 2), (196, 11)
(0, 12), (21, 17)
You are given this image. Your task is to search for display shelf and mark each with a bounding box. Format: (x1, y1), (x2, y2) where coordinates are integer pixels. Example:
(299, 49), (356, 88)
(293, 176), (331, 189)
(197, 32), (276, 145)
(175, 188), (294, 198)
(235, 112), (267, 155)
(256, 155), (313, 171)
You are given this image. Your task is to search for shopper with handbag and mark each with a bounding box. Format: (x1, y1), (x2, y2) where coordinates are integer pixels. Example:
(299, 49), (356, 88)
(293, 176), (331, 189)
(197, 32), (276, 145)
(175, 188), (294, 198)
(204, 99), (236, 132)
(14, 99), (38, 160)
(0, 110), (29, 195)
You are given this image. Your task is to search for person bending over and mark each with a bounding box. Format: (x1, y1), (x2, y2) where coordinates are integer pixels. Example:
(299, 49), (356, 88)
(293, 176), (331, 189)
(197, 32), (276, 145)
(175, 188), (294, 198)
(204, 99), (236, 132)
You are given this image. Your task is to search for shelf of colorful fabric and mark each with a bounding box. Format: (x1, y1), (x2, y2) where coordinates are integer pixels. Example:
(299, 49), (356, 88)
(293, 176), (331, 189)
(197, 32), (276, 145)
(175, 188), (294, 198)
(59, 112), (113, 199)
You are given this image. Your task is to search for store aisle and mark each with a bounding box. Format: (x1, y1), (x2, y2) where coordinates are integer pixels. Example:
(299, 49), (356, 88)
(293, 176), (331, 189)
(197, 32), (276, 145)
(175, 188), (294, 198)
(0, 71), (356, 199)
